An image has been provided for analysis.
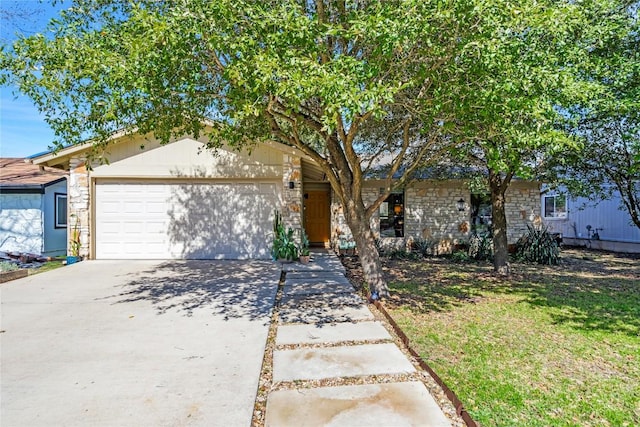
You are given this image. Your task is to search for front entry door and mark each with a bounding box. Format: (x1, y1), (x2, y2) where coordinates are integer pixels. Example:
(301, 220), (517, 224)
(304, 190), (330, 246)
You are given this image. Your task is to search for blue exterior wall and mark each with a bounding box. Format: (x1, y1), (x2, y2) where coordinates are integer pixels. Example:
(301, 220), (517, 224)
(43, 180), (68, 256)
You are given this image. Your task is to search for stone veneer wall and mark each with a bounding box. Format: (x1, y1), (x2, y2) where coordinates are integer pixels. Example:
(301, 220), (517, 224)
(504, 183), (542, 243)
(405, 184), (469, 244)
(281, 154), (303, 243)
(329, 180), (541, 253)
(68, 156), (91, 258)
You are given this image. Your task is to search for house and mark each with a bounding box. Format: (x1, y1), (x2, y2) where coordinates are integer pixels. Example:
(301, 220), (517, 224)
(29, 133), (541, 259)
(542, 186), (640, 253)
(0, 158), (68, 256)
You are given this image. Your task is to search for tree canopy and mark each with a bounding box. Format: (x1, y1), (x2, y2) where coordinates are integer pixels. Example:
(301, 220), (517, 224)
(554, 1), (640, 230)
(2, 0), (637, 292)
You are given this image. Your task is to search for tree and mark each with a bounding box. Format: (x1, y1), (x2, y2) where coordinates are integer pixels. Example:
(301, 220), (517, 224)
(428, 0), (589, 274)
(563, 118), (640, 229)
(556, 2), (640, 230)
(2, 0), (631, 289)
(1, 0), (462, 296)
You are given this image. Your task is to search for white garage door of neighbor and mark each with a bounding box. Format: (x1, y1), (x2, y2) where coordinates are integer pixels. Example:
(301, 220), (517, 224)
(95, 181), (281, 259)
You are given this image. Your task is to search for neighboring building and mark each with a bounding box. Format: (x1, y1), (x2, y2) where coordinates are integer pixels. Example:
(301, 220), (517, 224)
(542, 186), (640, 253)
(29, 133), (541, 259)
(0, 158), (68, 256)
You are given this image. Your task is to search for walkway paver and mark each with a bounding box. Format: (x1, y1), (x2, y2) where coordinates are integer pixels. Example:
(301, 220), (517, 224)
(276, 321), (391, 345)
(283, 279), (354, 295)
(279, 292), (375, 323)
(273, 343), (415, 382)
(266, 249), (453, 427)
(265, 382), (452, 427)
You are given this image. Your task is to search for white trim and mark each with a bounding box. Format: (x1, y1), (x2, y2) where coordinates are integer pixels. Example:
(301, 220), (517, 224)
(54, 193), (68, 228)
(542, 193), (568, 220)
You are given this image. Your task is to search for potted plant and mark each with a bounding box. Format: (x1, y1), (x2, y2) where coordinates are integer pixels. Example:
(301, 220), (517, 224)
(67, 215), (81, 265)
(271, 210), (298, 262)
(299, 230), (310, 264)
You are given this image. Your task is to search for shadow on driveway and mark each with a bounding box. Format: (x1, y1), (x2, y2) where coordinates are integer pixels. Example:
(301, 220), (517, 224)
(103, 260), (281, 321)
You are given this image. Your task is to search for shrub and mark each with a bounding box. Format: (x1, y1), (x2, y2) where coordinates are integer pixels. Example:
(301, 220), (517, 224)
(0, 261), (19, 272)
(516, 224), (560, 265)
(411, 238), (437, 257)
(468, 233), (493, 261)
(271, 210), (298, 261)
(449, 250), (471, 263)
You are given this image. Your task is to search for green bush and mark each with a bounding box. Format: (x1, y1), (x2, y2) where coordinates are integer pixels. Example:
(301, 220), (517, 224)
(0, 261), (19, 272)
(449, 250), (471, 263)
(411, 238), (437, 257)
(468, 233), (493, 261)
(271, 210), (298, 261)
(516, 224), (560, 265)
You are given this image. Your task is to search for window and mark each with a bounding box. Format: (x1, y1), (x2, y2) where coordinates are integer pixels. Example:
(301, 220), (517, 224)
(543, 194), (567, 219)
(379, 192), (404, 237)
(55, 193), (68, 228)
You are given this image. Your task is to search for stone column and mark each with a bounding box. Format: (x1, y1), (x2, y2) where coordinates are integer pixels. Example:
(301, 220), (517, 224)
(68, 156), (91, 258)
(281, 154), (303, 242)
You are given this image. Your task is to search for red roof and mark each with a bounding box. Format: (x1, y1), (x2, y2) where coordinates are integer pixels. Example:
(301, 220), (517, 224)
(0, 158), (67, 187)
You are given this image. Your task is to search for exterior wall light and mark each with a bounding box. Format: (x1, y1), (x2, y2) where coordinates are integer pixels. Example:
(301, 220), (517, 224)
(457, 198), (466, 212)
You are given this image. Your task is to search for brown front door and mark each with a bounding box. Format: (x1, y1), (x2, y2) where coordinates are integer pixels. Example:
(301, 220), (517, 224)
(304, 190), (330, 245)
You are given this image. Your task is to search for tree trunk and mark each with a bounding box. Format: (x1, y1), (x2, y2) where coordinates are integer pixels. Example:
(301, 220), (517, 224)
(342, 198), (388, 298)
(489, 170), (511, 275)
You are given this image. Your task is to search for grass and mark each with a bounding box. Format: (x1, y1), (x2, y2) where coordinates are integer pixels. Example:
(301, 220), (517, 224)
(382, 249), (640, 427)
(30, 260), (65, 274)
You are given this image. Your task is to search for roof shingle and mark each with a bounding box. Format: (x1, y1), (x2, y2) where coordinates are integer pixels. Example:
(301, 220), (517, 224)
(0, 158), (67, 187)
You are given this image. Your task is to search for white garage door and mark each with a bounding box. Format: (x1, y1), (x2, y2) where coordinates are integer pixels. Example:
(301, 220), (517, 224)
(95, 181), (281, 259)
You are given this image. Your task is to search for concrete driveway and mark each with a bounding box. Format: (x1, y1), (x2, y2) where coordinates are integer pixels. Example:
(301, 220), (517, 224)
(1, 260), (280, 427)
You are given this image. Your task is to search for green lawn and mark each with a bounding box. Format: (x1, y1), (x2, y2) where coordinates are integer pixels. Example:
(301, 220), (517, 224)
(383, 250), (640, 427)
(30, 260), (65, 274)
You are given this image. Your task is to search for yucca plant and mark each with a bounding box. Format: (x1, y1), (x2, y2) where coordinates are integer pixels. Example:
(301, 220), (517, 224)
(516, 224), (560, 265)
(412, 238), (437, 257)
(271, 210), (298, 261)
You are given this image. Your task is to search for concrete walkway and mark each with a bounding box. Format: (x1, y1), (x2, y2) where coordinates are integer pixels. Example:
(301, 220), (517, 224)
(265, 250), (452, 427)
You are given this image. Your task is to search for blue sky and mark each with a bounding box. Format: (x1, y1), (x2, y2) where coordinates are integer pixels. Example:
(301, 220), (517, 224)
(0, 1), (65, 158)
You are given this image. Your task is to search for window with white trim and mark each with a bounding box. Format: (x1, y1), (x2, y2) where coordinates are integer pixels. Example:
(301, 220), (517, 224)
(55, 193), (68, 228)
(543, 194), (567, 219)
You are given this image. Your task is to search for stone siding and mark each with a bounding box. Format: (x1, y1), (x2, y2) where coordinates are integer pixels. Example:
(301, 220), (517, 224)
(405, 185), (469, 244)
(329, 180), (541, 253)
(505, 184), (542, 243)
(68, 157), (91, 258)
(281, 154), (303, 243)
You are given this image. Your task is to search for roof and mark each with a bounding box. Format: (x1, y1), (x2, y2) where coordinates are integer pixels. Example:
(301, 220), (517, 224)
(29, 128), (311, 169)
(0, 158), (67, 190)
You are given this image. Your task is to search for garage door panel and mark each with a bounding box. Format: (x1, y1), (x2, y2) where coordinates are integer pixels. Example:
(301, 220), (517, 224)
(146, 201), (167, 215)
(123, 221), (145, 234)
(96, 181), (280, 259)
(145, 221), (166, 234)
(100, 201), (121, 214)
